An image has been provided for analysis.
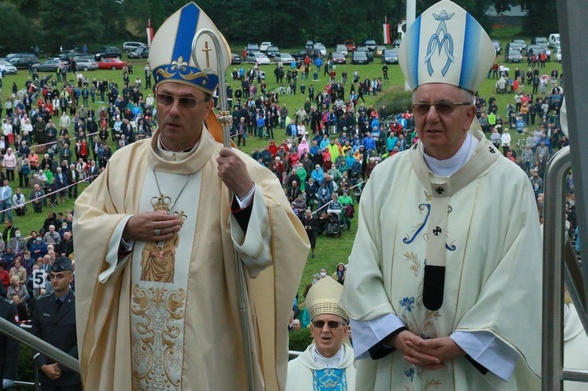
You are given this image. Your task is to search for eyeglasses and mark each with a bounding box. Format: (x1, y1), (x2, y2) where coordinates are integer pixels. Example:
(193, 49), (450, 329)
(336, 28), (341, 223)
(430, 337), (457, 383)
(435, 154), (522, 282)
(411, 101), (472, 116)
(312, 320), (345, 329)
(157, 93), (210, 109)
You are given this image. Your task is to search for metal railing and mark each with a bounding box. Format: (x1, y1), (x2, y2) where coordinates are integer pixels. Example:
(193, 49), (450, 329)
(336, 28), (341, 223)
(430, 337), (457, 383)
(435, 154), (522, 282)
(542, 146), (588, 389)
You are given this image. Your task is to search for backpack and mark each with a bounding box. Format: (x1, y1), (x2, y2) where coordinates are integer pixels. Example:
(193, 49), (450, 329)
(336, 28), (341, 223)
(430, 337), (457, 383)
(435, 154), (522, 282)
(345, 204), (354, 219)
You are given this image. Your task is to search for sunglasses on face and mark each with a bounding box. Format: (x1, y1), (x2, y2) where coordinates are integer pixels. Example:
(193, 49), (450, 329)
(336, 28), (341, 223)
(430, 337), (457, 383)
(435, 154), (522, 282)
(157, 93), (210, 109)
(312, 320), (345, 329)
(411, 101), (472, 116)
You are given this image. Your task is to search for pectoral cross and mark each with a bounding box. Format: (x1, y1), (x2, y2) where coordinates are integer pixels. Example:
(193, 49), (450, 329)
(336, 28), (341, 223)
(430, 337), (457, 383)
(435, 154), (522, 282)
(202, 41), (212, 68)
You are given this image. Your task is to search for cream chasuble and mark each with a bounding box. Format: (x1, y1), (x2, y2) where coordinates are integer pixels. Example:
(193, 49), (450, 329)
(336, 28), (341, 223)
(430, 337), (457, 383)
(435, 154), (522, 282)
(340, 128), (543, 390)
(73, 129), (309, 390)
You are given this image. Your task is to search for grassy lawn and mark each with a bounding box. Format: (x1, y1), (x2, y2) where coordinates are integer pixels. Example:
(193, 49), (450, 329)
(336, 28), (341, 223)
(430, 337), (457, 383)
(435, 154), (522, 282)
(0, 35), (561, 295)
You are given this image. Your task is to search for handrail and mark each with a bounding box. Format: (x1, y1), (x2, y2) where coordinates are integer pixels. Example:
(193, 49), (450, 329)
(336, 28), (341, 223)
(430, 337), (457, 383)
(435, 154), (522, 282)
(542, 146), (588, 389)
(0, 317), (79, 374)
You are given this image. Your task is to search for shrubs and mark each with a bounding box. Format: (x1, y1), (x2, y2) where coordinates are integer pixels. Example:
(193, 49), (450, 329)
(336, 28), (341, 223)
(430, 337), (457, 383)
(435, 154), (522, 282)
(288, 328), (313, 353)
(374, 85), (413, 114)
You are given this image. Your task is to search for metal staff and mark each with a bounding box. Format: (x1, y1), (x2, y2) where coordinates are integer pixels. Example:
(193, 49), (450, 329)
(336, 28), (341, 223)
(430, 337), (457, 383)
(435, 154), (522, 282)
(192, 30), (255, 391)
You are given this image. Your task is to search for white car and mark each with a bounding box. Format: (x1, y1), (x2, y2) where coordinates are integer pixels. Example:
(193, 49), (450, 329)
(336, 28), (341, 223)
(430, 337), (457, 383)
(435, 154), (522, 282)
(314, 43), (327, 56)
(0, 60), (18, 75)
(246, 52), (270, 65)
(259, 42), (272, 52)
(556, 47), (562, 62)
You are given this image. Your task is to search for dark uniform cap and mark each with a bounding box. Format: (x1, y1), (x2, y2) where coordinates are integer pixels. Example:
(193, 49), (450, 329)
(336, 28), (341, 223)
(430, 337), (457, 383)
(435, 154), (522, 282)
(51, 257), (73, 272)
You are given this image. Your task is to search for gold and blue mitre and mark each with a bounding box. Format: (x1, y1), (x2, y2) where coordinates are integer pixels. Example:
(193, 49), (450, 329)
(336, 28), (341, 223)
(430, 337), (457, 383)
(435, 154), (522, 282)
(307, 277), (349, 322)
(398, 0), (495, 92)
(149, 2), (231, 94)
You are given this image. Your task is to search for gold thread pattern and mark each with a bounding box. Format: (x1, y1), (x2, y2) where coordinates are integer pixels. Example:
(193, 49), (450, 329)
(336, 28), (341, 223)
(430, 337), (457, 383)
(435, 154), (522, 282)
(131, 285), (186, 390)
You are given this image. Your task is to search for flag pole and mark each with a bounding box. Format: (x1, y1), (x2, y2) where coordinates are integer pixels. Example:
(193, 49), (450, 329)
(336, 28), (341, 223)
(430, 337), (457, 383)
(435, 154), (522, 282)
(192, 30), (255, 391)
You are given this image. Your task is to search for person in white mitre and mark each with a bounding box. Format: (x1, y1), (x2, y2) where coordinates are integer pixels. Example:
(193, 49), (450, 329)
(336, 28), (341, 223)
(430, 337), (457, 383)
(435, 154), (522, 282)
(340, 1), (542, 390)
(287, 277), (356, 391)
(73, 3), (309, 390)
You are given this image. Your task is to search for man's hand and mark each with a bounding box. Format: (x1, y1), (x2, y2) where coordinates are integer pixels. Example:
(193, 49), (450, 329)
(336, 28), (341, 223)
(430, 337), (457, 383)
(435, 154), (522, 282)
(217, 148), (254, 198)
(388, 330), (443, 369)
(404, 335), (465, 369)
(123, 211), (183, 242)
(41, 363), (62, 380)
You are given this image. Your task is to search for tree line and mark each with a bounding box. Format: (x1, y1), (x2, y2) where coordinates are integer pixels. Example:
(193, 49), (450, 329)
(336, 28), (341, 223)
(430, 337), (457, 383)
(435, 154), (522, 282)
(0, 0), (556, 56)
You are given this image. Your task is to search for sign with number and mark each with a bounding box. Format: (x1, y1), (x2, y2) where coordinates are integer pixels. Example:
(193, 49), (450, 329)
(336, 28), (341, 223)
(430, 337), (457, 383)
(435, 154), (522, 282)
(32, 269), (46, 289)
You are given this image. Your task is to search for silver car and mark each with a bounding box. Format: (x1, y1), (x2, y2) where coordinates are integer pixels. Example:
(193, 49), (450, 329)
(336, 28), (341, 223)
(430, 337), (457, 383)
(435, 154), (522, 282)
(76, 59), (98, 71)
(0, 60), (18, 75)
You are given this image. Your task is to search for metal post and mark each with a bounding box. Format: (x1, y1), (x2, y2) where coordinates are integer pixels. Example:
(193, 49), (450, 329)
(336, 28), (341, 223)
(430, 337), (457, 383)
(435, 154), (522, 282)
(542, 146), (570, 390)
(192, 30), (255, 391)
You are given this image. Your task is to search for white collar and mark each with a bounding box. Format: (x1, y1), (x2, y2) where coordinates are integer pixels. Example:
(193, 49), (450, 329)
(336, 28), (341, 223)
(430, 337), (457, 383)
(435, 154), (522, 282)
(423, 132), (479, 177)
(310, 345), (345, 368)
(156, 136), (198, 161)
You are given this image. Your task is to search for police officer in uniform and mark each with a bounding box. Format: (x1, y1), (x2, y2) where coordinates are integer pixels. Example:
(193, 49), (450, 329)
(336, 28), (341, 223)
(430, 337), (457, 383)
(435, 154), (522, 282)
(0, 296), (18, 390)
(31, 257), (81, 391)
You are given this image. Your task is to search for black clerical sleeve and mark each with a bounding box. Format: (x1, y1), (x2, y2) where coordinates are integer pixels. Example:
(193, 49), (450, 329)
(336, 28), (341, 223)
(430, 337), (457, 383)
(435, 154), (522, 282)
(231, 197), (253, 232)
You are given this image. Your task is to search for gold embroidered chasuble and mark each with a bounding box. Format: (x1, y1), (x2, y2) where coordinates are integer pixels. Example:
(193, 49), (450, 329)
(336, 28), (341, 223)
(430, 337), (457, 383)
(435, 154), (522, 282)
(73, 129), (309, 390)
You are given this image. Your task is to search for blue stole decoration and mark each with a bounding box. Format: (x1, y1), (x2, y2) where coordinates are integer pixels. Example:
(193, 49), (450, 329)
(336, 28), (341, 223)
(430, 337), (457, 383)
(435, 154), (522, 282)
(312, 368), (347, 390)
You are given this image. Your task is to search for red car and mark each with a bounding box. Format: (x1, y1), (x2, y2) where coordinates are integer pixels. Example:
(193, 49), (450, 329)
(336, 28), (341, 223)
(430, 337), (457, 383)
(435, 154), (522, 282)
(345, 40), (356, 51)
(98, 58), (127, 70)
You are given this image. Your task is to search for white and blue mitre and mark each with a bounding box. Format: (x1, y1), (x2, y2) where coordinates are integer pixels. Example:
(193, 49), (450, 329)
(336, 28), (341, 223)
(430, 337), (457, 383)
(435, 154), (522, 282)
(398, 0), (495, 92)
(149, 2), (231, 94)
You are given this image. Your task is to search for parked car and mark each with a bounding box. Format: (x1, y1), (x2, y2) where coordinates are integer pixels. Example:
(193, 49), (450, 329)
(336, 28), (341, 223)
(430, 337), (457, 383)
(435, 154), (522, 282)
(335, 44), (348, 57)
(245, 52), (270, 65)
(313, 43), (327, 56)
(531, 37), (548, 47)
(506, 41), (525, 55)
(355, 46), (373, 62)
(549, 33), (560, 49)
(245, 43), (259, 55)
(7, 53), (38, 69)
(506, 49), (523, 63)
(266, 46), (280, 58)
(364, 39), (377, 51)
(273, 52), (295, 63)
(510, 39), (527, 54)
(352, 51), (369, 64)
(305, 40), (314, 49)
(329, 52), (346, 64)
(556, 47), (562, 62)
(526, 44), (544, 56)
(259, 42), (272, 52)
(231, 53), (243, 64)
(128, 47), (149, 59)
(76, 58), (98, 71)
(381, 49), (399, 64)
(491, 40), (502, 54)
(344, 40), (356, 51)
(32, 59), (68, 72)
(123, 42), (146, 53)
(392, 39), (402, 48)
(98, 58), (127, 70)
(374, 46), (387, 57)
(94, 46), (122, 60)
(0, 60), (18, 75)
(291, 49), (312, 61)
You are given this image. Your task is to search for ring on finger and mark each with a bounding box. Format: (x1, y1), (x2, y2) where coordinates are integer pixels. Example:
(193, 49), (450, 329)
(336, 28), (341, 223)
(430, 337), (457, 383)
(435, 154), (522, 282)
(154, 229), (161, 236)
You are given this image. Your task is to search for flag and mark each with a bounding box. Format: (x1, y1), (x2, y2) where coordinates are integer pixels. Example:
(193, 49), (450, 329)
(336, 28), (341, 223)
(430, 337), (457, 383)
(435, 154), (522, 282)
(383, 16), (391, 44)
(146, 19), (154, 47)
